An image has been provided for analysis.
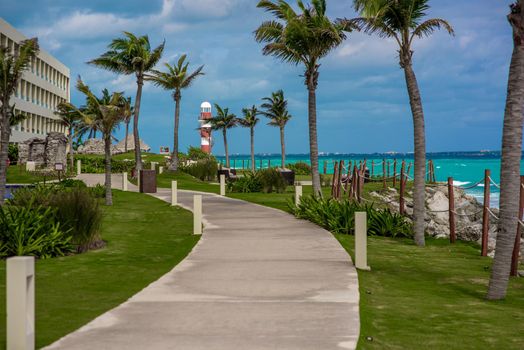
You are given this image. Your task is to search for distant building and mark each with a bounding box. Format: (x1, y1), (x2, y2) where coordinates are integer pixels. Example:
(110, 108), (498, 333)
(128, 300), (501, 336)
(199, 102), (212, 154)
(0, 17), (70, 143)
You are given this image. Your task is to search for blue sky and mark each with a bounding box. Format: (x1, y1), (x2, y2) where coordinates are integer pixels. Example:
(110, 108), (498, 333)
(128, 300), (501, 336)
(0, 0), (512, 155)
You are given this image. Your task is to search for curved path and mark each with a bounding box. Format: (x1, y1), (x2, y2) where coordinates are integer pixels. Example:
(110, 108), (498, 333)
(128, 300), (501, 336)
(45, 174), (360, 350)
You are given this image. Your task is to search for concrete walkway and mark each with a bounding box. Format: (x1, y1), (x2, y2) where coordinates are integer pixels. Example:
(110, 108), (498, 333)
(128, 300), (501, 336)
(45, 174), (360, 350)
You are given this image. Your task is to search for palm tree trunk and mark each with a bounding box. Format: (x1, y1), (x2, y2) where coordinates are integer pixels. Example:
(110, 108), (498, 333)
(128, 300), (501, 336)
(68, 127), (74, 172)
(169, 95), (181, 172)
(487, 2), (524, 300)
(250, 127), (255, 172)
(307, 85), (321, 195)
(124, 119), (129, 153)
(280, 125), (286, 169)
(403, 62), (426, 247)
(0, 104), (10, 203)
(133, 75), (144, 174)
(223, 129), (230, 168)
(104, 135), (113, 206)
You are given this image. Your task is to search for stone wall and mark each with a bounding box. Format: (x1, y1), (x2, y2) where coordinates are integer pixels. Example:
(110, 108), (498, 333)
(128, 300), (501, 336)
(18, 132), (68, 170)
(77, 138), (120, 155)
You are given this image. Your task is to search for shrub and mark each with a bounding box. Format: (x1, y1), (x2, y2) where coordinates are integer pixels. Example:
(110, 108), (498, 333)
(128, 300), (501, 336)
(9, 185), (103, 253)
(8, 144), (18, 163)
(286, 162), (311, 175)
(59, 179), (87, 188)
(0, 205), (73, 259)
(368, 208), (413, 238)
(186, 146), (216, 161)
(90, 184), (106, 198)
(228, 171), (262, 193)
(289, 195), (413, 237)
(75, 155), (138, 174)
(182, 159), (218, 181)
(258, 168), (287, 193)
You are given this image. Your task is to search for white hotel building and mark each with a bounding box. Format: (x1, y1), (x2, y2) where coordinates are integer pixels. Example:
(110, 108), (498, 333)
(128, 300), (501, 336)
(0, 17), (69, 143)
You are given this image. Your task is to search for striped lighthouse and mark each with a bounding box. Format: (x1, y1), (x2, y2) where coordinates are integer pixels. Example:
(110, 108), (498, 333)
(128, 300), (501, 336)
(199, 102), (213, 154)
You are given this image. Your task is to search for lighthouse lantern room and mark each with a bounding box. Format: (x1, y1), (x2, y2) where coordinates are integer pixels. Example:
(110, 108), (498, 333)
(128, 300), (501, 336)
(199, 102), (213, 154)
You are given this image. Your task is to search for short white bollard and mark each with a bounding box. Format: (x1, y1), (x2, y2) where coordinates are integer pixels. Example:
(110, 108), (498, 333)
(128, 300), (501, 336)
(7, 257), (35, 350)
(295, 185), (303, 205)
(159, 166), (164, 174)
(122, 172), (128, 191)
(150, 162), (157, 171)
(76, 159), (81, 176)
(220, 174), (226, 196)
(193, 195), (202, 235)
(25, 161), (35, 172)
(355, 212), (371, 271)
(171, 180), (178, 206)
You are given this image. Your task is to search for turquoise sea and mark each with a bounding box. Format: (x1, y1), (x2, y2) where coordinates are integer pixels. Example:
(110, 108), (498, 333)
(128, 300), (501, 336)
(217, 151), (523, 208)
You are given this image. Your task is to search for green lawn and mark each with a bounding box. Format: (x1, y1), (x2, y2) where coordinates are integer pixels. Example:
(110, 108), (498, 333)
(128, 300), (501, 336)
(0, 190), (199, 348)
(6, 165), (59, 184)
(335, 235), (524, 349)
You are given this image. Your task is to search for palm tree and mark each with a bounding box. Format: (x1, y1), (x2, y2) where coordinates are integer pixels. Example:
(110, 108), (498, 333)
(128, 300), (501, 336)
(122, 97), (133, 153)
(55, 102), (82, 171)
(75, 78), (125, 205)
(348, 0), (454, 247)
(238, 105), (260, 171)
(146, 54), (204, 171)
(260, 90), (292, 168)
(209, 104), (237, 168)
(0, 38), (39, 201)
(255, 0), (351, 195)
(88, 32), (164, 174)
(487, 1), (524, 300)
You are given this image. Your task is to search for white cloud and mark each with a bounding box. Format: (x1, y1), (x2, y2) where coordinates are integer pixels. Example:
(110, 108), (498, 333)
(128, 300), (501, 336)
(177, 0), (243, 19)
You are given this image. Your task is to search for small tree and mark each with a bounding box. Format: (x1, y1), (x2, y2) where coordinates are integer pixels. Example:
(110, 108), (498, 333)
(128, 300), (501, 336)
(147, 54), (204, 171)
(55, 102), (82, 171)
(75, 78), (125, 205)
(0, 38), (39, 201)
(238, 105), (260, 171)
(261, 90), (292, 168)
(209, 104), (237, 168)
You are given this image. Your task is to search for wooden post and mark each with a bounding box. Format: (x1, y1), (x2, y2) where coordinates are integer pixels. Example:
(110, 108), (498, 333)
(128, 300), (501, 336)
(356, 168), (362, 203)
(481, 169), (491, 257)
(323, 160), (327, 175)
(448, 177), (456, 244)
(399, 164), (405, 215)
(344, 161), (351, 193)
(242, 159), (245, 169)
(393, 159), (397, 188)
(337, 160), (344, 198)
(371, 160), (375, 178)
(233, 159), (236, 169)
(407, 162), (412, 178)
(386, 160), (390, 180)
(382, 159), (387, 190)
(511, 175), (524, 276)
(259, 158), (262, 170)
(268, 159), (271, 168)
(331, 161), (338, 198)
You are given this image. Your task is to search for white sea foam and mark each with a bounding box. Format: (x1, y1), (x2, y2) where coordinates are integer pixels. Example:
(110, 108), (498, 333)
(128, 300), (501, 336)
(453, 181), (470, 187)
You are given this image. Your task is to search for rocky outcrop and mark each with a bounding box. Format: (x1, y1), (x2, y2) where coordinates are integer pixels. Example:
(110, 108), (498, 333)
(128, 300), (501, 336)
(115, 134), (151, 153)
(370, 185), (508, 256)
(77, 138), (120, 155)
(18, 132), (67, 169)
